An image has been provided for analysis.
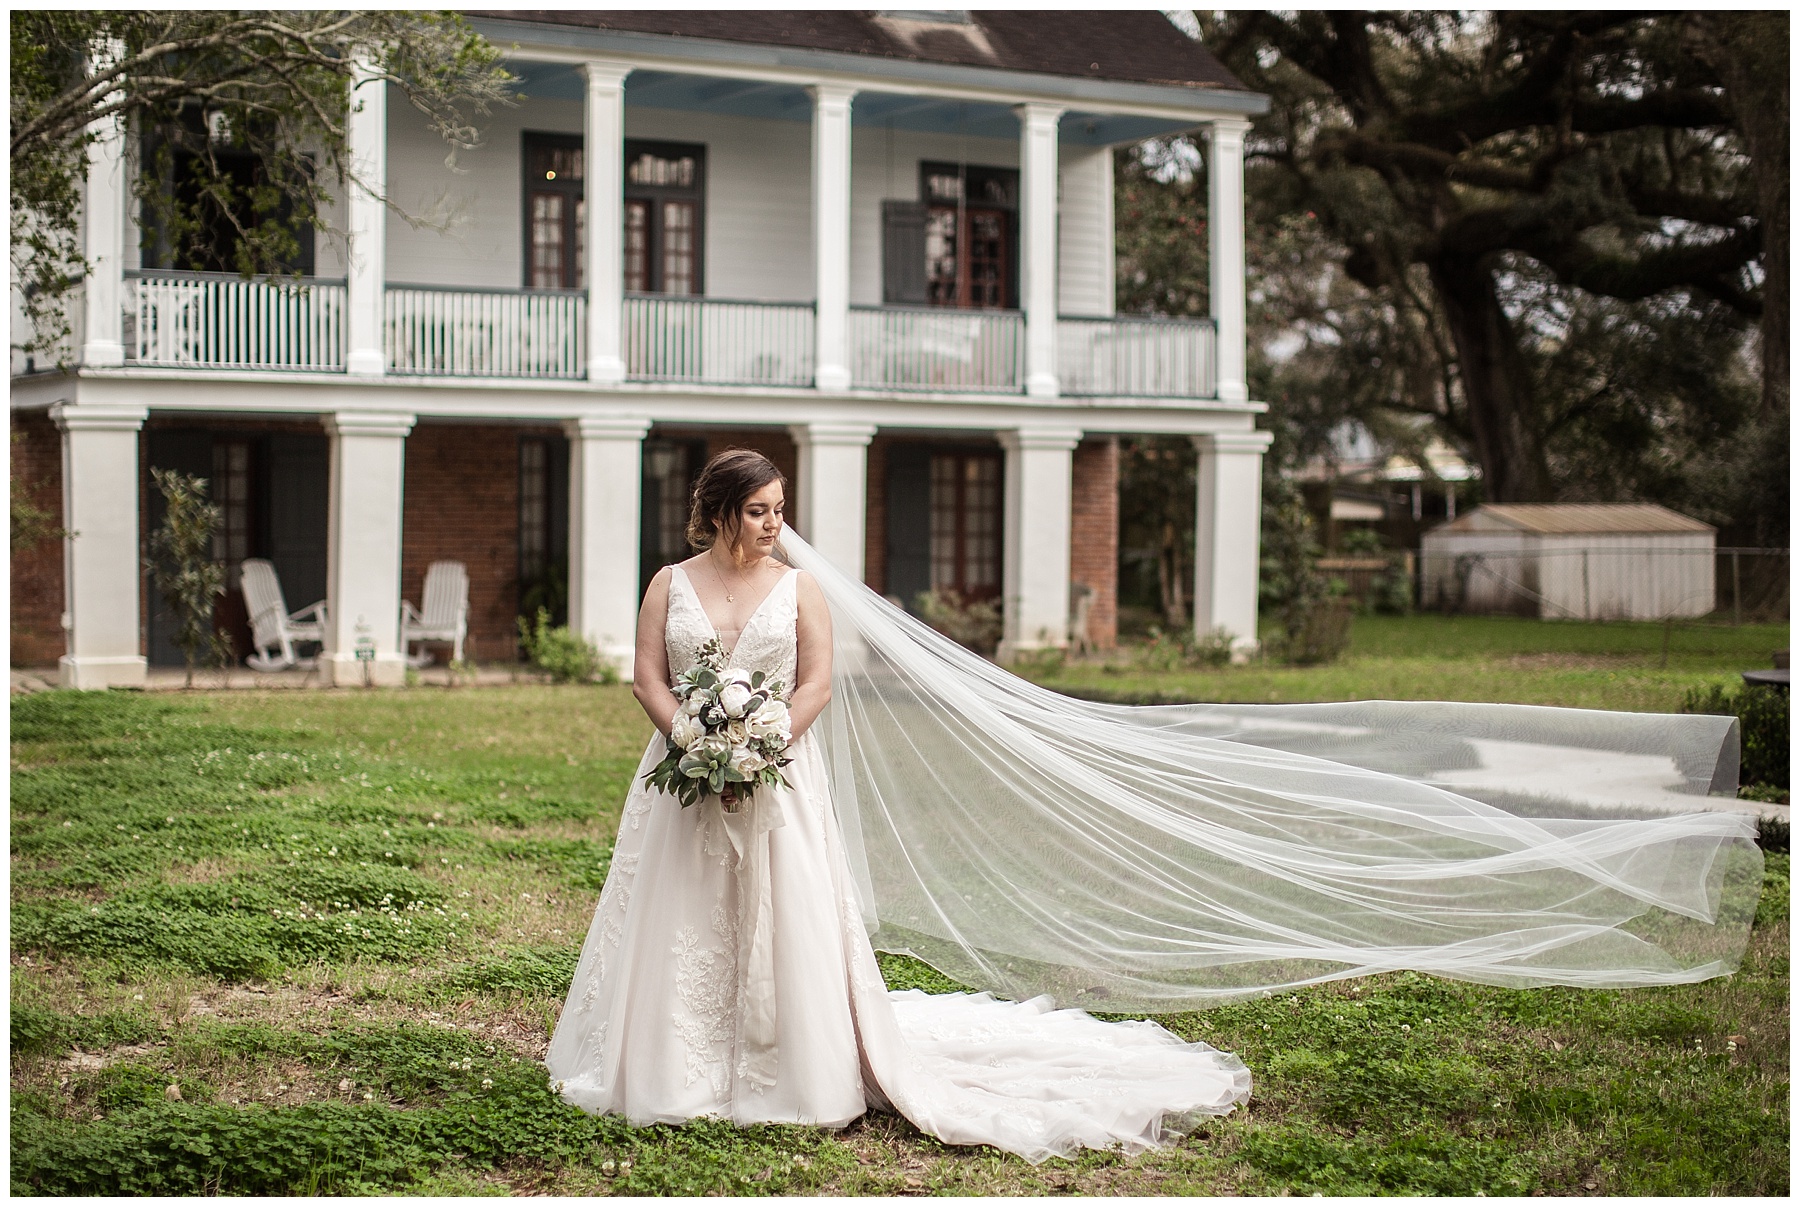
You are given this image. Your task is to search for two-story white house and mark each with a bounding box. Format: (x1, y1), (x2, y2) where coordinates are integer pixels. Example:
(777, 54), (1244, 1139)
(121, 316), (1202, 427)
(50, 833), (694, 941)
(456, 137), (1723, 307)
(11, 10), (1271, 687)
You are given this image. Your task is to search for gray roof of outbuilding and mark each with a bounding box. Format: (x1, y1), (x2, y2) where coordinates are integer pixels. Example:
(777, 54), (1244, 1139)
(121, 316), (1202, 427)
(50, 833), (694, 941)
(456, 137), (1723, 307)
(1435, 504), (1716, 536)
(469, 10), (1250, 93)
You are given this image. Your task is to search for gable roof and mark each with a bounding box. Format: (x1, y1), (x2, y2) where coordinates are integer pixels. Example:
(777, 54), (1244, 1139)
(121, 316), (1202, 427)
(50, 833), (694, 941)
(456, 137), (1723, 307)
(1437, 503), (1715, 536)
(472, 10), (1249, 93)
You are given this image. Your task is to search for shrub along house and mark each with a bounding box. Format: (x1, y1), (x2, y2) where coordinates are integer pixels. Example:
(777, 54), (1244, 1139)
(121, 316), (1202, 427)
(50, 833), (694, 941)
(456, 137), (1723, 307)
(12, 10), (1271, 687)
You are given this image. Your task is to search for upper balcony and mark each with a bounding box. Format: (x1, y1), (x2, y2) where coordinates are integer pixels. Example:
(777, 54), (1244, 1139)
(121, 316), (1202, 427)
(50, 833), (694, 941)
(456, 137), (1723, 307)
(116, 270), (1217, 399)
(39, 13), (1265, 409)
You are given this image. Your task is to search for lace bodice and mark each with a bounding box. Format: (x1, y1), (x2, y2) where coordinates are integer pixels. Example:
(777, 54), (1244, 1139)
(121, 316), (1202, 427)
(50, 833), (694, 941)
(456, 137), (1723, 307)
(665, 564), (800, 689)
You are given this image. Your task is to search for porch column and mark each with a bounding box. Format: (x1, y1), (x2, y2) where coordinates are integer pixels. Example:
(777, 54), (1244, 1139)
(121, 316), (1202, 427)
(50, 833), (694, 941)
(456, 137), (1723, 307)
(1191, 430), (1272, 657)
(998, 425), (1082, 660)
(52, 403), (147, 688)
(1017, 103), (1064, 398)
(789, 422), (876, 582)
(1205, 119), (1251, 405)
(584, 62), (632, 385)
(345, 55), (387, 376)
(320, 411), (414, 685)
(810, 84), (856, 392)
(80, 41), (127, 368)
(566, 415), (651, 678)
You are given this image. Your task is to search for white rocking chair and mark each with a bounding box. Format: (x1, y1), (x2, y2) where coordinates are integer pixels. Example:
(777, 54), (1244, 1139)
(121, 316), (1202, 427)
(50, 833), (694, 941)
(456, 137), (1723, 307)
(400, 560), (469, 667)
(241, 558), (328, 671)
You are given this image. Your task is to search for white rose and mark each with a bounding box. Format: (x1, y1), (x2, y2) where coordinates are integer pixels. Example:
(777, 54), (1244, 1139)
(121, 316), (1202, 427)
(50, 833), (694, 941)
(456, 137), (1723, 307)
(670, 712), (703, 750)
(681, 694), (707, 717)
(699, 733), (732, 762)
(728, 746), (766, 777)
(747, 699), (791, 741)
(719, 682), (753, 719)
(722, 719), (749, 748)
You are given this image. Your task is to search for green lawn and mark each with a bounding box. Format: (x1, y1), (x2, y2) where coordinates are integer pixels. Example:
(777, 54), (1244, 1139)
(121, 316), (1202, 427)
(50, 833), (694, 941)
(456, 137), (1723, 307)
(10, 623), (1790, 1195)
(1030, 614), (1791, 713)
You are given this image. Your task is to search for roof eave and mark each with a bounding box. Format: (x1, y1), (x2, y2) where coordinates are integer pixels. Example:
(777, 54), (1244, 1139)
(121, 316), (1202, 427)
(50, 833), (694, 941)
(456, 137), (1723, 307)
(469, 15), (1271, 119)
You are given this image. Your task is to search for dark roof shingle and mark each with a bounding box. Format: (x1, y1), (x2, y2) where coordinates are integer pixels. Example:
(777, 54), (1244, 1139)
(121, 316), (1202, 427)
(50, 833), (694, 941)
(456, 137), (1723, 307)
(473, 10), (1248, 92)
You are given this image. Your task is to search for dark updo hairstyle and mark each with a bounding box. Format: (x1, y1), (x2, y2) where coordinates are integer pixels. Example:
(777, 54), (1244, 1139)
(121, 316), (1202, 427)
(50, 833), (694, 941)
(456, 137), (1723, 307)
(686, 448), (787, 552)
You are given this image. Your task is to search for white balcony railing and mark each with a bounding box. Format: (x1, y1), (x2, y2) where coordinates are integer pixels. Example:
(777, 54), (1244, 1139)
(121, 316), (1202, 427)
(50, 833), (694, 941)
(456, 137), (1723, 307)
(848, 305), (1024, 393)
(101, 279), (1222, 402)
(624, 295), (815, 387)
(386, 285), (585, 378)
(1057, 314), (1215, 398)
(124, 270), (346, 371)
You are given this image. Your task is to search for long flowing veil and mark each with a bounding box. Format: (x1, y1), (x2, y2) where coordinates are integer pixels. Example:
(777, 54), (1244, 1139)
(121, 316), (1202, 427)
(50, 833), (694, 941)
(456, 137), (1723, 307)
(777, 529), (1763, 1011)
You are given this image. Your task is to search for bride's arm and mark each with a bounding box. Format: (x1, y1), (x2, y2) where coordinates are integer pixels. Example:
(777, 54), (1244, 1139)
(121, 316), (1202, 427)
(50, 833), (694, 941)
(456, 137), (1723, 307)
(788, 570), (833, 740)
(631, 567), (680, 737)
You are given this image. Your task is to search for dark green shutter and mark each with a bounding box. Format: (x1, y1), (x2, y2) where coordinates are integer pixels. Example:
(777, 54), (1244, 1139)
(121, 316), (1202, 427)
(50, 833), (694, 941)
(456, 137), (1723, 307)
(882, 201), (928, 305)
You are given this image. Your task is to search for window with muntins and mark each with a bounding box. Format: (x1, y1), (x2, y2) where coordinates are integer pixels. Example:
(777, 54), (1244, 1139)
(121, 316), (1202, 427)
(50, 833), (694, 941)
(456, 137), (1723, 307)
(919, 161), (1017, 310)
(929, 451), (1002, 598)
(524, 133), (586, 289)
(625, 141), (706, 295)
(524, 135), (704, 294)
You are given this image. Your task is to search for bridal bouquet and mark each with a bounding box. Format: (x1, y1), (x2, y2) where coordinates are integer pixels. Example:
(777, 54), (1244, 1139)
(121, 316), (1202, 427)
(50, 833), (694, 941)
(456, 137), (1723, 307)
(644, 637), (794, 811)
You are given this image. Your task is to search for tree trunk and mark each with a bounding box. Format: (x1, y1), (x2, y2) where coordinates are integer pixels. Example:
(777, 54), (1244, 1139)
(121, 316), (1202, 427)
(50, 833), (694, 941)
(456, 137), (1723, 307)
(1691, 12), (1788, 418)
(1157, 519), (1188, 629)
(1428, 256), (1557, 501)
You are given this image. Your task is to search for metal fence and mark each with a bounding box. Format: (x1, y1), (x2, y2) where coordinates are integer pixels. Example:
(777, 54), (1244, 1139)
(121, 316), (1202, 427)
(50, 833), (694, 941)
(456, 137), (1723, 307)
(386, 284), (585, 379)
(1419, 545), (1789, 623)
(124, 270), (346, 371)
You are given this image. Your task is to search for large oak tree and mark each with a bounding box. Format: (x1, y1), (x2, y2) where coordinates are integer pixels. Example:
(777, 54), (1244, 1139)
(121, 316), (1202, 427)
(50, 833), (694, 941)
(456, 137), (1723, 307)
(1197, 11), (1776, 503)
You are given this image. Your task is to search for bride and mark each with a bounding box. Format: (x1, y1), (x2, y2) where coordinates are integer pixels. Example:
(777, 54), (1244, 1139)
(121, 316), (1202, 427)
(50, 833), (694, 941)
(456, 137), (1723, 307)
(546, 449), (1760, 1163)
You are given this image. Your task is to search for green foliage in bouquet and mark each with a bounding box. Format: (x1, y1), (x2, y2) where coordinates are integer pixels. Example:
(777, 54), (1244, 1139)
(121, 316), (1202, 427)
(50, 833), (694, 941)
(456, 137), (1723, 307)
(643, 638), (794, 809)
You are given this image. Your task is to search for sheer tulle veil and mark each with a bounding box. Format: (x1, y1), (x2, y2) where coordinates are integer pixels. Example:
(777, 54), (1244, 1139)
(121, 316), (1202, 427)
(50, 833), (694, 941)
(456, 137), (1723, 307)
(774, 529), (1762, 1011)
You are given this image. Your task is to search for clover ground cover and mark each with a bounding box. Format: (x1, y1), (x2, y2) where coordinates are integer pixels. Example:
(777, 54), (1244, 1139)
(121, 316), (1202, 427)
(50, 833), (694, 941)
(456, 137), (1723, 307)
(10, 678), (1789, 1196)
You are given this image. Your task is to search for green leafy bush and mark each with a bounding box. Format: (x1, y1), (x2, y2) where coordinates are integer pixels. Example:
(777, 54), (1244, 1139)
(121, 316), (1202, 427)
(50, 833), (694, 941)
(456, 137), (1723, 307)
(913, 587), (1002, 656)
(1681, 682), (1788, 790)
(516, 608), (618, 684)
(1139, 623), (1236, 670)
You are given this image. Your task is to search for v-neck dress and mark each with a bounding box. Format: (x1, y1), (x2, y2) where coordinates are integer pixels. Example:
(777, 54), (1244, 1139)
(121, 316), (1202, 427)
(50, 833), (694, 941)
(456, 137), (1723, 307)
(544, 563), (1251, 1161)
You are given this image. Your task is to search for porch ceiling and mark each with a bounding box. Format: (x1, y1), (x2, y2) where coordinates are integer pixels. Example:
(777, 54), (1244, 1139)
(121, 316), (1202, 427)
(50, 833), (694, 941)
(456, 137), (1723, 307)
(510, 62), (1195, 146)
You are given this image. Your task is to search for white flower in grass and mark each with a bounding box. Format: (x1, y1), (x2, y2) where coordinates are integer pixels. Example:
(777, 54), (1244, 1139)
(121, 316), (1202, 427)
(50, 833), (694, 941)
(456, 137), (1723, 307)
(719, 682), (753, 718)
(670, 712), (704, 751)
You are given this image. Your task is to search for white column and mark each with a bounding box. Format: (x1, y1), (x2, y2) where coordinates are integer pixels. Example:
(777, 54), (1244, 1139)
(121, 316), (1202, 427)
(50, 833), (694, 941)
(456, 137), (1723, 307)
(584, 62), (631, 385)
(345, 56), (387, 376)
(52, 403), (147, 688)
(320, 411), (414, 685)
(1206, 119), (1251, 405)
(998, 426), (1082, 660)
(80, 43), (127, 367)
(1017, 102), (1064, 398)
(789, 422), (876, 582)
(1192, 430), (1272, 658)
(810, 84), (856, 392)
(566, 415), (651, 678)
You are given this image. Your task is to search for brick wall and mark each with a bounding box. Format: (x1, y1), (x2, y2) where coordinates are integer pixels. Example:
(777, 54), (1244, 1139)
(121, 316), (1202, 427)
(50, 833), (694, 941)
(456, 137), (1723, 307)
(11, 410), (65, 667)
(1070, 436), (1119, 649)
(402, 423), (552, 663)
(701, 428), (799, 514)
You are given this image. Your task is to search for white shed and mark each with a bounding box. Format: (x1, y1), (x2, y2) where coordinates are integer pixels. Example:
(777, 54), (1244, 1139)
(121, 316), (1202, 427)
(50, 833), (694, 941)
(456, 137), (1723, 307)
(1420, 504), (1716, 620)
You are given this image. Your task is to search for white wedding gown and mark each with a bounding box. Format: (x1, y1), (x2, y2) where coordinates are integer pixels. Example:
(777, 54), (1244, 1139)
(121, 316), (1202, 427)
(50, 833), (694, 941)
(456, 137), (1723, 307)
(546, 565), (1251, 1163)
